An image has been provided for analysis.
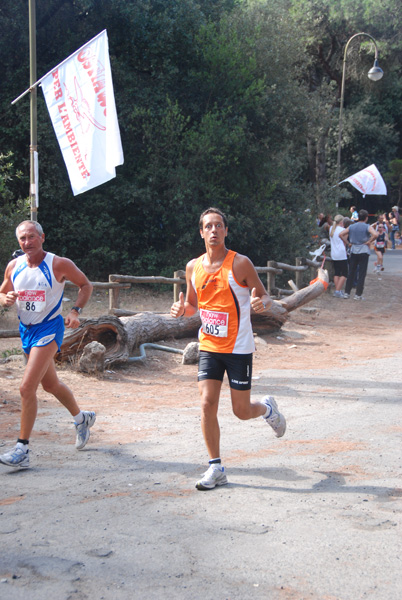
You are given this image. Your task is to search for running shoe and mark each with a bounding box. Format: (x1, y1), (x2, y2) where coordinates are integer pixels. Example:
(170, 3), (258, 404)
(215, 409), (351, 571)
(195, 464), (228, 490)
(0, 446), (30, 469)
(354, 295), (363, 300)
(75, 411), (96, 450)
(343, 293), (350, 299)
(333, 290), (343, 298)
(262, 396), (286, 437)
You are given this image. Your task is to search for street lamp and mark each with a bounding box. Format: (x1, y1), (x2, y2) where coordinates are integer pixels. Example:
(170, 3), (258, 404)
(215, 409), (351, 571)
(336, 32), (383, 182)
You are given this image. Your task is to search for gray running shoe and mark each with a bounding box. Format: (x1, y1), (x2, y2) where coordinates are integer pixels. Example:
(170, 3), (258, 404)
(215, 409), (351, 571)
(262, 396), (286, 437)
(343, 293), (350, 299)
(195, 464), (228, 491)
(0, 446), (30, 469)
(354, 295), (363, 300)
(75, 411), (96, 450)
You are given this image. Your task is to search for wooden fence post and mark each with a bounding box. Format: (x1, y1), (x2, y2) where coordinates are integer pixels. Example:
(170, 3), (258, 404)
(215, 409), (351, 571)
(267, 261), (276, 292)
(295, 257), (304, 289)
(109, 275), (120, 313)
(173, 270), (186, 303)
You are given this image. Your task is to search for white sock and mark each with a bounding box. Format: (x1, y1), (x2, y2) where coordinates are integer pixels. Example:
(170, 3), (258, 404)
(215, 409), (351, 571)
(16, 442), (29, 453)
(73, 411), (84, 424)
(263, 403), (272, 418)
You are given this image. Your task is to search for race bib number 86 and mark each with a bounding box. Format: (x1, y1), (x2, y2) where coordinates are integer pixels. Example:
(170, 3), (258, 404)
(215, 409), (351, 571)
(18, 290), (46, 313)
(200, 309), (229, 338)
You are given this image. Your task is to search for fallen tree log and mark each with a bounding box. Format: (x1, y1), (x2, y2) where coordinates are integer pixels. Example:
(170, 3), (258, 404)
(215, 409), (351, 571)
(58, 313), (202, 366)
(58, 268), (328, 366)
(0, 329), (20, 338)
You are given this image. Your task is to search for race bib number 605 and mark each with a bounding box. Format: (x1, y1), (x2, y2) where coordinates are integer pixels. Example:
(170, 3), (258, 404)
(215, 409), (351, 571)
(200, 309), (229, 338)
(18, 290), (46, 313)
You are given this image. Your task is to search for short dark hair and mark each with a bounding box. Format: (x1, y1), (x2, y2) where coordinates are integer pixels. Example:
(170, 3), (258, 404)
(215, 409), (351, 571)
(358, 209), (368, 221)
(199, 207), (228, 230)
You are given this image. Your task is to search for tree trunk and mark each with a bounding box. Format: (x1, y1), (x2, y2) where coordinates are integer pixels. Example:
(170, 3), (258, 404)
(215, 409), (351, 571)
(58, 313), (201, 366)
(58, 268), (328, 366)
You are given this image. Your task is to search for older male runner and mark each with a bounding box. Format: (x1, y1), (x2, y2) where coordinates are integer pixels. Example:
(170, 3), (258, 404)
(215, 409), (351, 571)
(171, 207), (286, 490)
(0, 220), (96, 469)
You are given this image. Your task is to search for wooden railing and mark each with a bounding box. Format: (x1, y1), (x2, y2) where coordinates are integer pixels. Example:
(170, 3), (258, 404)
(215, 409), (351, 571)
(0, 254), (330, 336)
(105, 255), (328, 313)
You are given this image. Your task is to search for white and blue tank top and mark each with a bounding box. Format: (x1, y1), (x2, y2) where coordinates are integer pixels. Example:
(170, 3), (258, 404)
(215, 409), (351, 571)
(11, 252), (65, 326)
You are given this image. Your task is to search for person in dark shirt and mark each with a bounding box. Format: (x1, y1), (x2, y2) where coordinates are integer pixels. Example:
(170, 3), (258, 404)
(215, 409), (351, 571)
(340, 210), (378, 300)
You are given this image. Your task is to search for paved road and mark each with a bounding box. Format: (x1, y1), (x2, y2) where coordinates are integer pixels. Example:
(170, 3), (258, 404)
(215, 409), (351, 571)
(0, 250), (401, 600)
(368, 245), (402, 274)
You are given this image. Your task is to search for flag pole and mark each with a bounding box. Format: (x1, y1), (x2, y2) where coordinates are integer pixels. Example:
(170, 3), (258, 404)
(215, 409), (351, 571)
(11, 29), (107, 105)
(29, 0), (38, 221)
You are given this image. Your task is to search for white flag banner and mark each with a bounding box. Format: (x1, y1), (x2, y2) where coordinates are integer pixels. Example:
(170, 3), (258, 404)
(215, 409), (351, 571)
(339, 164), (387, 198)
(40, 30), (124, 196)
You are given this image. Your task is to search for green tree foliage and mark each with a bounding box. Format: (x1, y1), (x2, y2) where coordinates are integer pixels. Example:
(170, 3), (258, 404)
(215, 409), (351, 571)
(0, 153), (29, 272)
(290, 0), (402, 209)
(385, 159), (402, 206)
(0, 0), (401, 279)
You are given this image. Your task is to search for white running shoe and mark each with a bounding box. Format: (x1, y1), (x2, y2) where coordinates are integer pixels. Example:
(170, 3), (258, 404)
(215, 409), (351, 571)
(75, 411), (96, 450)
(195, 464), (228, 490)
(0, 446), (30, 469)
(262, 396), (286, 437)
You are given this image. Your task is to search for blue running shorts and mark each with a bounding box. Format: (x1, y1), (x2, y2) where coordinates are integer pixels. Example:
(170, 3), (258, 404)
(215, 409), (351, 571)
(19, 314), (65, 355)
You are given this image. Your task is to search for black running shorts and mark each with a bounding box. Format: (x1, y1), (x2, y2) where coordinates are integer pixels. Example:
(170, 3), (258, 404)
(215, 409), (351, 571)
(198, 351), (253, 390)
(333, 259), (348, 278)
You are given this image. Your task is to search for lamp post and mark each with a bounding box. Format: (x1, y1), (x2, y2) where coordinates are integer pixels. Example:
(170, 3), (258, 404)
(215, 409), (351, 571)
(336, 32), (383, 183)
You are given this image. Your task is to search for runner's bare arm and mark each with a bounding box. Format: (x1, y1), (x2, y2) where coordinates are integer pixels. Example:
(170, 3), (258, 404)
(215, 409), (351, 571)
(367, 225), (379, 245)
(53, 256), (93, 328)
(339, 227), (350, 243)
(0, 261), (18, 307)
(233, 254), (272, 312)
(170, 258), (198, 318)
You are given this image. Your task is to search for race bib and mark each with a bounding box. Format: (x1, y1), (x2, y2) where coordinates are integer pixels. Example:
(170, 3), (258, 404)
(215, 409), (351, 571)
(18, 290), (46, 313)
(376, 241), (385, 248)
(200, 309), (228, 338)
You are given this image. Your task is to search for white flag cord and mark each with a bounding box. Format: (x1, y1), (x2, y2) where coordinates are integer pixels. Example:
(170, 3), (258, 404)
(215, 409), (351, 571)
(11, 29), (107, 105)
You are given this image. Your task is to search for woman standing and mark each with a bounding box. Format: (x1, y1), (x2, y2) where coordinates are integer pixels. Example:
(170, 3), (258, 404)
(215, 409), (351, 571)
(330, 214), (348, 298)
(388, 206), (399, 250)
(373, 224), (389, 273)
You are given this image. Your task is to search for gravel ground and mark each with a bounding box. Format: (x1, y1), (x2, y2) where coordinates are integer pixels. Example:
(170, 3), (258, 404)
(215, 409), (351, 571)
(0, 251), (401, 600)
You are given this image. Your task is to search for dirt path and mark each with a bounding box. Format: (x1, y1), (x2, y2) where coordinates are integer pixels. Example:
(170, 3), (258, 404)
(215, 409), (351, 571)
(0, 254), (401, 600)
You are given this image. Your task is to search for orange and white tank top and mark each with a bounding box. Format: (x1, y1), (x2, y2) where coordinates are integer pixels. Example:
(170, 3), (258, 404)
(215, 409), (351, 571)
(191, 250), (255, 354)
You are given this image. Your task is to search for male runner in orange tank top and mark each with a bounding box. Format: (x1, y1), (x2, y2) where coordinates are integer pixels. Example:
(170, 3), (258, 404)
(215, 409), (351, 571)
(171, 208), (286, 490)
